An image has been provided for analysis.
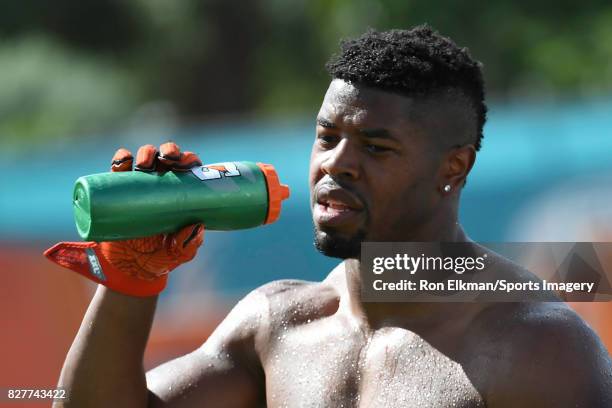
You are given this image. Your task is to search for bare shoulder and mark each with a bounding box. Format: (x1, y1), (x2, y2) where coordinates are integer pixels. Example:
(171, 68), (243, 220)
(254, 278), (341, 328)
(471, 302), (612, 407)
(201, 279), (339, 350)
(475, 244), (560, 301)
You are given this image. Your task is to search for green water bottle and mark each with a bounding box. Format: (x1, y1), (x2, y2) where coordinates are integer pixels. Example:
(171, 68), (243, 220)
(73, 161), (290, 241)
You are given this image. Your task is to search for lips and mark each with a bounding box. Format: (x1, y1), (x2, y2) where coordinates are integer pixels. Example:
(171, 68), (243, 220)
(313, 184), (365, 227)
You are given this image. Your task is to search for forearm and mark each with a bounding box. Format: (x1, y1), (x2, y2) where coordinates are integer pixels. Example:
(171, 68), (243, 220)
(55, 285), (158, 408)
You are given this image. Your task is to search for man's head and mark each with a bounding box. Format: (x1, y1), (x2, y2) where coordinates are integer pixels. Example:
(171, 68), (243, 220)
(310, 25), (487, 259)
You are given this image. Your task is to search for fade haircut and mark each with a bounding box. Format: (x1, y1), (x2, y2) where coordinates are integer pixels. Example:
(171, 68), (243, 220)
(325, 25), (487, 151)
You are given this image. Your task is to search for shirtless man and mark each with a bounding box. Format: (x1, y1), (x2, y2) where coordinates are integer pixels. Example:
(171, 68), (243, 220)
(51, 25), (612, 407)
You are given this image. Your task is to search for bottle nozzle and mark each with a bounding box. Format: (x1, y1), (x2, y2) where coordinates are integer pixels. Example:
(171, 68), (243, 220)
(256, 163), (291, 224)
(280, 184), (290, 200)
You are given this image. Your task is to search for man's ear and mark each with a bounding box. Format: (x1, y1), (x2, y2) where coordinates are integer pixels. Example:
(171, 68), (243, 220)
(441, 144), (476, 190)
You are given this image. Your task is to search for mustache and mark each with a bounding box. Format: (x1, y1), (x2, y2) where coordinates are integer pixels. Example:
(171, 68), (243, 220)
(313, 176), (367, 209)
(316, 176), (342, 191)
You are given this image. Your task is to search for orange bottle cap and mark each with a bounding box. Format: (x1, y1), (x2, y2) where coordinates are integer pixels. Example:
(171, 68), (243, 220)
(256, 163), (290, 224)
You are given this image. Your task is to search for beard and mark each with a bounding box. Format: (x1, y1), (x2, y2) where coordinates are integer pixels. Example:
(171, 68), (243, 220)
(313, 226), (367, 259)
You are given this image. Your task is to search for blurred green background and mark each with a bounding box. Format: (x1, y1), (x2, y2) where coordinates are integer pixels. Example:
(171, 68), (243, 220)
(2, 0), (612, 147)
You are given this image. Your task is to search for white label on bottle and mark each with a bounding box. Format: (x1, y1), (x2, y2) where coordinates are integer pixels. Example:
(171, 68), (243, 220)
(191, 162), (241, 181)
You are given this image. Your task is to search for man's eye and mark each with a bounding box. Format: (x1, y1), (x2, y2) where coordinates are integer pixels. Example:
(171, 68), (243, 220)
(318, 135), (338, 147)
(365, 144), (391, 153)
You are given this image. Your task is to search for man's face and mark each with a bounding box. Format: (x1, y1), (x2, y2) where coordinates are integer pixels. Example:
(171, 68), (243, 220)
(310, 79), (446, 259)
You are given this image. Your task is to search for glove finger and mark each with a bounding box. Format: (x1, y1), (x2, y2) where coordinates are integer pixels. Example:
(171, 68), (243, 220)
(159, 141), (181, 161)
(174, 151), (202, 171)
(159, 142), (202, 171)
(182, 226), (204, 261)
(172, 223), (204, 248)
(134, 144), (159, 172)
(157, 141), (181, 172)
(111, 148), (133, 172)
(184, 223), (205, 249)
(171, 224), (204, 263)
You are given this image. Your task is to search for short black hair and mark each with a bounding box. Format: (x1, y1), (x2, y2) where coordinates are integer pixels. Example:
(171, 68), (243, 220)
(326, 25), (487, 151)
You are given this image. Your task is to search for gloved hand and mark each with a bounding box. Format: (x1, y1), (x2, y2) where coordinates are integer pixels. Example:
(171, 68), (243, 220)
(44, 142), (205, 297)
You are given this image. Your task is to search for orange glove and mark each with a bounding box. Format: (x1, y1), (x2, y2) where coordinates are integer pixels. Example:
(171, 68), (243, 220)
(44, 142), (205, 297)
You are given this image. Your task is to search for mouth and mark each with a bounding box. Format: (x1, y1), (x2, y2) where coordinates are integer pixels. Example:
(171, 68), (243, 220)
(313, 185), (365, 228)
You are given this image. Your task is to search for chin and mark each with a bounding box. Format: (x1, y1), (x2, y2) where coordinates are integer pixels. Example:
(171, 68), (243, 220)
(313, 227), (365, 259)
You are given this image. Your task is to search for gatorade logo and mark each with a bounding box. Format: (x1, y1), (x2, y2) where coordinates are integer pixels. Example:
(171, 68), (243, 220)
(85, 248), (106, 282)
(192, 162), (241, 181)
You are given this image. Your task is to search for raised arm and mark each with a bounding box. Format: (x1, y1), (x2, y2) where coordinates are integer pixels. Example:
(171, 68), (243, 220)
(48, 143), (266, 407)
(56, 283), (268, 408)
(146, 288), (269, 407)
(55, 286), (158, 407)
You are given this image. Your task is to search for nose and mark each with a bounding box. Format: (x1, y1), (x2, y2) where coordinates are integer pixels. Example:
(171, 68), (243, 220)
(320, 138), (360, 180)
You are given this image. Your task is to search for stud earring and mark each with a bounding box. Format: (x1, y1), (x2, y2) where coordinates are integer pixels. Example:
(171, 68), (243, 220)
(443, 184), (451, 193)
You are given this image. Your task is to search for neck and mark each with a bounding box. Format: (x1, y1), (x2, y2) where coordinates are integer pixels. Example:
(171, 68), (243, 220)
(341, 223), (474, 331)
(406, 200), (463, 242)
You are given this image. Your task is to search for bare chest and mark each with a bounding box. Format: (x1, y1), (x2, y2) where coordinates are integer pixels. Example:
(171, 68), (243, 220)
(263, 322), (485, 408)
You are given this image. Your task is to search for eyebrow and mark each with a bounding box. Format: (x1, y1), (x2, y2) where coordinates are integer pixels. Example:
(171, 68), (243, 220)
(316, 118), (336, 128)
(316, 117), (397, 141)
(357, 128), (394, 139)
